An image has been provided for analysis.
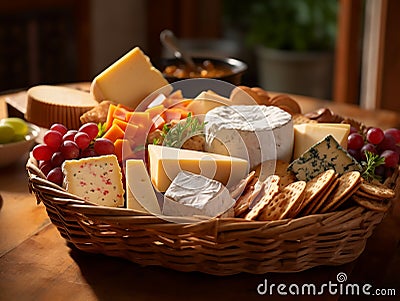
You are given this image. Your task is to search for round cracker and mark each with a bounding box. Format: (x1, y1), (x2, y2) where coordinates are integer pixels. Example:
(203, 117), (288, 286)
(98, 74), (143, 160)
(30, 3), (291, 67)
(320, 171), (361, 213)
(359, 182), (395, 199)
(296, 169), (336, 215)
(352, 195), (391, 212)
(245, 175), (280, 221)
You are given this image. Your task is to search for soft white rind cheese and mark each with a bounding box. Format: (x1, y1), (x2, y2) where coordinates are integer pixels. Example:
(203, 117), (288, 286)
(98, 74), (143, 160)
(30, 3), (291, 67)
(204, 105), (293, 169)
(62, 155), (125, 207)
(163, 171), (235, 217)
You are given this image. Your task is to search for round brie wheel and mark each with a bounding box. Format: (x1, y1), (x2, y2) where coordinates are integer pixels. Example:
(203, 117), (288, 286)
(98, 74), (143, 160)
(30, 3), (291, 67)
(25, 85), (98, 129)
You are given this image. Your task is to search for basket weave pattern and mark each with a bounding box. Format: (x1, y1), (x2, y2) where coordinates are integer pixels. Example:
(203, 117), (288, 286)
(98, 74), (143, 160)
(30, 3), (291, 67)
(27, 157), (389, 276)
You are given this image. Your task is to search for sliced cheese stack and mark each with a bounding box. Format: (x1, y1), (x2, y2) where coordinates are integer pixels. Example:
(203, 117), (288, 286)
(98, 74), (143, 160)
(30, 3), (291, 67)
(148, 144), (249, 192)
(90, 47), (171, 109)
(163, 171), (234, 217)
(25, 85), (98, 129)
(204, 105), (293, 169)
(62, 155), (125, 207)
(293, 123), (350, 160)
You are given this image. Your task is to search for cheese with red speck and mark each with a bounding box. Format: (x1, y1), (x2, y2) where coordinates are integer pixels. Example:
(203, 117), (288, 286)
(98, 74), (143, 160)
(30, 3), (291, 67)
(62, 155), (125, 207)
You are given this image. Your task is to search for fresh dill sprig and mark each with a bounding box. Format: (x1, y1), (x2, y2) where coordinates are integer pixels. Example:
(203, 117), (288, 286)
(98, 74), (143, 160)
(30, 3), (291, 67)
(361, 151), (385, 182)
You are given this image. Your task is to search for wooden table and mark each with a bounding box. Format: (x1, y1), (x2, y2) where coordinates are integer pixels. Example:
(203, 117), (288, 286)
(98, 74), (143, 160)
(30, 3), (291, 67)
(1, 86), (400, 301)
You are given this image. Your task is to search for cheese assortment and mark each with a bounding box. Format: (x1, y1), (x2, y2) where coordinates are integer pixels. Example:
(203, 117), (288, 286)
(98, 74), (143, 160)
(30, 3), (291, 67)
(29, 46), (398, 223)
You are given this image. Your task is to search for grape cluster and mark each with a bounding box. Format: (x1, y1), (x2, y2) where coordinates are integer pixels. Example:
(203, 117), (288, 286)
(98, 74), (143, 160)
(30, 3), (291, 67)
(347, 127), (400, 179)
(32, 123), (115, 185)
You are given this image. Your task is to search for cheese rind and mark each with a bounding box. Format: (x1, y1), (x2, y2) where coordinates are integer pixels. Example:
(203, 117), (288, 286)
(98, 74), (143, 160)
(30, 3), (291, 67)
(163, 171), (234, 217)
(90, 47), (171, 109)
(204, 105), (293, 169)
(288, 135), (362, 181)
(148, 144), (249, 192)
(293, 123), (350, 160)
(126, 159), (161, 214)
(62, 155), (125, 207)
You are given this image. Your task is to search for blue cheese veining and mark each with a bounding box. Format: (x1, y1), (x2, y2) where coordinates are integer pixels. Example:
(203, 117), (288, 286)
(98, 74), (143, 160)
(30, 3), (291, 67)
(288, 135), (362, 181)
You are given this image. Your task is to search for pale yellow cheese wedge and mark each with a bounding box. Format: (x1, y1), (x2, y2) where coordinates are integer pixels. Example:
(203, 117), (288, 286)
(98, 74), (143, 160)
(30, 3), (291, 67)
(186, 90), (230, 115)
(125, 159), (161, 214)
(148, 144), (249, 192)
(90, 47), (171, 109)
(293, 123), (350, 160)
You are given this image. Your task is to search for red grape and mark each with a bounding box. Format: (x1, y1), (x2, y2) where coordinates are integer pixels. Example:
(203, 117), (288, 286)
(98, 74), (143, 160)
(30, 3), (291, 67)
(366, 127), (384, 145)
(50, 123), (68, 136)
(46, 167), (63, 186)
(81, 147), (98, 158)
(394, 145), (400, 157)
(348, 148), (361, 161)
(43, 130), (63, 150)
(360, 143), (378, 161)
(378, 133), (396, 151)
(374, 165), (386, 178)
(32, 144), (53, 161)
(348, 133), (364, 150)
(384, 128), (400, 144)
(51, 151), (65, 167)
(94, 138), (115, 155)
(381, 150), (399, 168)
(39, 160), (52, 176)
(350, 126), (358, 134)
(74, 132), (91, 150)
(63, 130), (78, 142)
(60, 140), (80, 159)
(79, 123), (99, 140)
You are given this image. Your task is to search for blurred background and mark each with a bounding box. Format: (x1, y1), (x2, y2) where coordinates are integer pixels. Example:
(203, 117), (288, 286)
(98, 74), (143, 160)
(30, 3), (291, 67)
(0, 0), (399, 112)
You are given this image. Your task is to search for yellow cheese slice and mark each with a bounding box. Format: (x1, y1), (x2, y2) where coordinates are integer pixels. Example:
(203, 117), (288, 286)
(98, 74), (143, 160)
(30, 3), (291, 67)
(90, 47), (171, 109)
(125, 159), (161, 214)
(186, 90), (229, 115)
(293, 123), (350, 160)
(148, 144), (249, 192)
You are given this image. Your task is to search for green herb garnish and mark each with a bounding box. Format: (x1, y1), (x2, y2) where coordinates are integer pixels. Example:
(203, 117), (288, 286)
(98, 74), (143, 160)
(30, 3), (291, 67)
(362, 151), (385, 182)
(162, 113), (206, 148)
(97, 122), (107, 138)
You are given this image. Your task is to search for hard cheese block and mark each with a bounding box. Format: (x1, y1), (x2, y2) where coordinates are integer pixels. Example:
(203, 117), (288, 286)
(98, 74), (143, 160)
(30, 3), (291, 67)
(90, 47), (170, 109)
(288, 135), (362, 181)
(25, 85), (98, 129)
(62, 155), (124, 207)
(293, 123), (350, 159)
(148, 144), (249, 192)
(125, 159), (161, 214)
(204, 105), (293, 169)
(163, 171), (234, 217)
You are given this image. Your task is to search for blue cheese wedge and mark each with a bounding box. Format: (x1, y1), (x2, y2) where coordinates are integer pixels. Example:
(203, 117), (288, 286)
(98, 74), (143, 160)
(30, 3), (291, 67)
(204, 105), (293, 169)
(162, 171), (235, 217)
(62, 155), (125, 207)
(288, 135), (362, 181)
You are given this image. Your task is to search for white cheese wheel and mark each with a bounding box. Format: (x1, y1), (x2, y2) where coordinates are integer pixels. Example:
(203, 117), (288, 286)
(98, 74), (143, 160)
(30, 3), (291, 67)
(204, 105), (293, 169)
(25, 85), (98, 129)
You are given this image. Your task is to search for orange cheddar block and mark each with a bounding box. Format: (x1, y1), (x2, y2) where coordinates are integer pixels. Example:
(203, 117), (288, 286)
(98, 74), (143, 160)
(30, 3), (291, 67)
(105, 104), (118, 131)
(103, 123), (125, 143)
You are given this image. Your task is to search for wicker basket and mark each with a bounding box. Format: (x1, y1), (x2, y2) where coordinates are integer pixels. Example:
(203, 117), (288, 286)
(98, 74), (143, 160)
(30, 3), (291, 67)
(26, 155), (398, 276)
